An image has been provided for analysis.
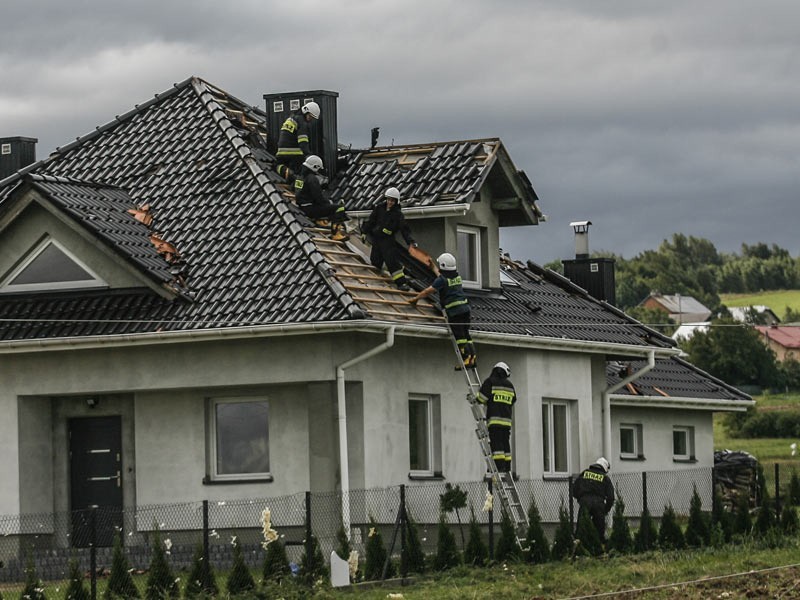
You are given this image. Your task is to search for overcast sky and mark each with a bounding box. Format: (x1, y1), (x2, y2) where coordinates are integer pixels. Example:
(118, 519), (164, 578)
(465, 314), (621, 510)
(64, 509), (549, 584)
(1, 0), (798, 265)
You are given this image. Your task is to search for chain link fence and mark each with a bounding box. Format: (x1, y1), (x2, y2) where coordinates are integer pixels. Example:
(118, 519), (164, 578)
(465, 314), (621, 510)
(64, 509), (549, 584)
(0, 465), (762, 597)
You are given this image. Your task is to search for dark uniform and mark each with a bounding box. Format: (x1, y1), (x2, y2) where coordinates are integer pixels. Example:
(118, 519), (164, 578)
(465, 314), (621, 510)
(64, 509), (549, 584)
(362, 201), (414, 289)
(292, 166), (346, 224)
(276, 110), (313, 176)
(477, 367), (516, 472)
(432, 270), (475, 366)
(572, 462), (615, 542)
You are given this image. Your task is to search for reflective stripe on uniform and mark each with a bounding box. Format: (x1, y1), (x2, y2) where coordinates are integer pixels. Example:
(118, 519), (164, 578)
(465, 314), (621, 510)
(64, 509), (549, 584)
(493, 391), (515, 405)
(297, 134), (309, 143)
(445, 299), (468, 310)
(477, 391), (488, 404)
(382, 227), (393, 235)
(281, 117), (297, 133)
(391, 269), (405, 281)
(446, 276), (462, 286)
(294, 179), (304, 191)
(277, 148), (303, 156)
(488, 417), (512, 427)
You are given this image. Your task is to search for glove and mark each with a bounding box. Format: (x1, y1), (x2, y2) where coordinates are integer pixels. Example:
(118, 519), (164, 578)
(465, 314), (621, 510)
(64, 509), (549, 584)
(410, 242), (419, 249)
(360, 233), (367, 243)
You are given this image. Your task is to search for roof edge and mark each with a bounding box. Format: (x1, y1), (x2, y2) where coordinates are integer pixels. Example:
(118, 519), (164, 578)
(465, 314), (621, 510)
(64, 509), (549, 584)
(609, 395), (754, 411)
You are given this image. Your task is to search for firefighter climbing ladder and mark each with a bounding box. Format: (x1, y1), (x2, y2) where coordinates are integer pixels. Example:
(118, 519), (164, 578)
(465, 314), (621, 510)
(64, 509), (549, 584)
(449, 335), (529, 550)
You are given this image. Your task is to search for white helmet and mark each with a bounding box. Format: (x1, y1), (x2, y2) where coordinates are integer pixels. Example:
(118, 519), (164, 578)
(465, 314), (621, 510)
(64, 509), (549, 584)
(494, 361), (511, 377)
(437, 252), (457, 271)
(596, 457), (610, 473)
(384, 187), (401, 201)
(302, 101), (321, 119)
(303, 155), (324, 173)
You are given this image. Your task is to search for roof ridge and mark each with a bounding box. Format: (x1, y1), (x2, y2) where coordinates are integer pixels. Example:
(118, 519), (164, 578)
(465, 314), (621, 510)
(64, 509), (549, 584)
(191, 79), (365, 320)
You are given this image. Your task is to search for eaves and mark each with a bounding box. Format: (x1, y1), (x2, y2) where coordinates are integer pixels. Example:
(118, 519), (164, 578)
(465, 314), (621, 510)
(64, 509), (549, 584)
(609, 394), (754, 412)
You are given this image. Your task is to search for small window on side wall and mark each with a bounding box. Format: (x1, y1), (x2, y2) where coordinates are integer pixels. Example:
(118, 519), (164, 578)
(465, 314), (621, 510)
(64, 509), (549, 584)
(408, 394), (442, 477)
(619, 423), (643, 459)
(208, 397), (270, 481)
(456, 226), (481, 288)
(672, 426), (695, 461)
(542, 400), (571, 475)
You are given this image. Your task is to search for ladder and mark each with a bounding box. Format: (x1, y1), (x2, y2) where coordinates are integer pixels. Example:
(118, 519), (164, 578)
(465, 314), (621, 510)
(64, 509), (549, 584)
(448, 335), (529, 550)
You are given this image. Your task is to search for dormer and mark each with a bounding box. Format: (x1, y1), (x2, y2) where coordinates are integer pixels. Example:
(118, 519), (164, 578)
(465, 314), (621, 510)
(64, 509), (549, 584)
(331, 139), (544, 290)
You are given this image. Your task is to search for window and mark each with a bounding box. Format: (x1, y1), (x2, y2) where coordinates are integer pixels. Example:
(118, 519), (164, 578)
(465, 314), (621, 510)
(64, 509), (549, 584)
(672, 426), (695, 461)
(209, 397), (270, 480)
(408, 394), (441, 477)
(1, 237), (106, 293)
(457, 226), (481, 288)
(542, 401), (570, 475)
(619, 424), (643, 459)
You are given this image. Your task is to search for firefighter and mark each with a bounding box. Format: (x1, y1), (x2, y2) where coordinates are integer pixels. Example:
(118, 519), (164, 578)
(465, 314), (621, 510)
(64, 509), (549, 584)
(292, 155), (349, 241)
(361, 187), (415, 291)
(408, 252), (477, 367)
(572, 457), (615, 544)
(476, 362), (516, 472)
(276, 101), (321, 179)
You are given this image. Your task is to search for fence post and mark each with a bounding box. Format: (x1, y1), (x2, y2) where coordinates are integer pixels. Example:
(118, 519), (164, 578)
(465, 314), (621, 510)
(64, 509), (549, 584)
(90, 508), (97, 600)
(202, 500), (209, 568)
(400, 485), (407, 579)
(568, 476), (574, 525)
(642, 471), (648, 514)
(775, 463), (782, 518)
(488, 478), (494, 559)
(305, 491), (312, 566)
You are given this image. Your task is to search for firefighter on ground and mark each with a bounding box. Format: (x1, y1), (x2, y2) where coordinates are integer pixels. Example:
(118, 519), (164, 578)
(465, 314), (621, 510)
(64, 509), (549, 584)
(572, 457), (615, 544)
(276, 101), (321, 180)
(408, 252), (477, 368)
(292, 155), (349, 241)
(477, 361), (516, 472)
(361, 187), (415, 291)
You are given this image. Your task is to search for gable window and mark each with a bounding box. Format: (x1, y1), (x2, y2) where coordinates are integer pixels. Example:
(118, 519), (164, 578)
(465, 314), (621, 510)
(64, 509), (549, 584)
(457, 225), (481, 288)
(208, 397), (270, 481)
(620, 424), (643, 460)
(408, 394), (442, 477)
(542, 400), (570, 475)
(673, 426), (695, 461)
(0, 237), (106, 293)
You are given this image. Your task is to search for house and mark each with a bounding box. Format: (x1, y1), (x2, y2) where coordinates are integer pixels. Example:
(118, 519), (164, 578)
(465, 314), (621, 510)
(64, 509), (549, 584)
(672, 322), (710, 343)
(0, 77), (751, 554)
(640, 292), (712, 324)
(755, 325), (800, 362)
(729, 305), (780, 325)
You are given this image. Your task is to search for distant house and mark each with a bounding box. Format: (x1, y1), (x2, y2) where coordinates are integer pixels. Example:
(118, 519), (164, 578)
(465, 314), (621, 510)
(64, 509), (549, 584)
(640, 293), (712, 324)
(755, 325), (800, 361)
(672, 322), (710, 343)
(729, 305), (780, 325)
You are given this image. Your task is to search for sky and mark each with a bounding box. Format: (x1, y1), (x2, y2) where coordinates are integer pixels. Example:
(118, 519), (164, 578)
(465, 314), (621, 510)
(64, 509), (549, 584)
(1, 0), (798, 266)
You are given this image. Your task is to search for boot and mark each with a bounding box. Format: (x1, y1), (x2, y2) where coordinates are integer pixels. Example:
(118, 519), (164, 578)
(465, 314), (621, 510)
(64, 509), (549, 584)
(330, 223), (349, 242)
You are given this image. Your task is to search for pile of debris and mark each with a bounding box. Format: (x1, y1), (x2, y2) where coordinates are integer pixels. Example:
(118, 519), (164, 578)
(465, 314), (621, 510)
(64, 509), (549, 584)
(713, 449), (759, 510)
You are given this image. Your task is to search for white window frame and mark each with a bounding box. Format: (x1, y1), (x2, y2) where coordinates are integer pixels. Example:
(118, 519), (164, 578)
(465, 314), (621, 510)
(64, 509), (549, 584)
(619, 423), (643, 459)
(208, 396), (270, 481)
(456, 225), (482, 288)
(408, 393), (442, 478)
(542, 400), (571, 476)
(0, 236), (107, 293)
(672, 426), (694, 461)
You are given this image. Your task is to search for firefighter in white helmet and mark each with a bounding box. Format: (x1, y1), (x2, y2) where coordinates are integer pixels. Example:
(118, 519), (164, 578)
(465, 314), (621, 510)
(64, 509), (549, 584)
(291, 155), (349, 241)
(408, 251), (477, 368)
(477, 362), (516, 472)
(361, 187), (416, 291)
(276, 101), (321, 179)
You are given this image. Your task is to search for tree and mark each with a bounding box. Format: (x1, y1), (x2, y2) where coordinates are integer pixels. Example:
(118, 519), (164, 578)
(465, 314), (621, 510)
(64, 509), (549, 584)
(574, 509), (603, 557)
(733, 492), (752, 537)
(633, 508), (658, 553)
(711, 487), (733, 544)
(64, 559), (89, 600)
(262, 539), (290, 583)
(145, 529), (178, 600)
(184, 545), (218, 599)
(550, 504), (574, 560)
(402, 511), (426, 575)
(463, 508), (488, 567)
(20, 550), (45, 600)
(364, 520), (391, 580)
(105, 532), (139, 599)
(657, 505), (685, 550)
(335, 523), (351, 561)
(299, 532), (327, 585)
(439, 483), (468, 548)
(624, 306), (676, 336)
(524, 498), (550, 564)
(607, 494), (633, 554)
(684, 485), (711, 547)
(227, 537), (256, 596)
(494, 508), (522, 562)
(433, 512), (460, 571)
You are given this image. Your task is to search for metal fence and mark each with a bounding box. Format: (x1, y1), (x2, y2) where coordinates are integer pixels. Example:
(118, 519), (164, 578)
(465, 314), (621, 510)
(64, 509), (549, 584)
(0, 465), (757, 597)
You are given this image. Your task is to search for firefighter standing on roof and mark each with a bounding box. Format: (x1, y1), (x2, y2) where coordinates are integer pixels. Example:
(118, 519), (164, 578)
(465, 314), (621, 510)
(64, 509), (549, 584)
(572, 457), (615, 544)
(408, 252), (476, 367)
(361, 187), (415, 291)
(276, 101), (320, 179)
(291, 155), (349, 241)
(477, 362), (516, 472)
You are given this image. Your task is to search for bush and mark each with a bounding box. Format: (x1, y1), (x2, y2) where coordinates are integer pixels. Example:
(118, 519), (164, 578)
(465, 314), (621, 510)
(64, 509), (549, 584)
(524, 498), (550, 564)
(733, 491), (753, 536)
(658, 505), (685, 550)
(364, 520), (392, 580)
(789, 470), (800, 506)
(402, 511), (426, 575)
(227, 536), (256, 595)
(574, 509), (603, 557)
(262, 539), (290, 583)
(184, 545), (218, 599)
(433, 512), (461, 571)
(633, 508), (658, 553)
(780, 504), (799, 535)
(335, 523), (351, 561)
(711, 487), (733, 543)
(20, 550), (45, 600)
(105, 532), (139, 599)
(754, 492), (776, 536)
(145, 529), (178, 600)
(550, 504), (574, 560)
(463, 508), (488, 567)
(685, 485), (711, 547)
(494, 508), (521, 562)
(299, 533), (327, 585)
(608, 494), (633, 554)
(64, 559), (89, 600)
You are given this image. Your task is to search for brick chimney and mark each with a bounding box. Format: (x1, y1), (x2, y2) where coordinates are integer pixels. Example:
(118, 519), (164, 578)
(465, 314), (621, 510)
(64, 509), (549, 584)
(0, 136), (37, 181)
(561, 220), (617, 305)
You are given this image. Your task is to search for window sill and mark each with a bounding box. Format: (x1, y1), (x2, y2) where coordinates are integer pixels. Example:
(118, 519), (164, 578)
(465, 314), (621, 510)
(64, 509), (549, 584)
(619, 455), (645, 461)
(203, 475), (274, 485)
(542, 474), (571, 481)
(672, 457), (697, 464)
(408, 472), (444, 481)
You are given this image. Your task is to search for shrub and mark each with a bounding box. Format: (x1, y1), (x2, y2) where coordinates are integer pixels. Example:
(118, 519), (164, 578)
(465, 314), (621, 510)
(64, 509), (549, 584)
(227, 536), (256, 595)
(64, 559), (89, 600)
(633, 508), (658, 553)
(402, 511), (426, 575)
(550, 504), (574, 560)
(685, 485), (711, 547)
(262, 539), (290, 583)
(145, 529), (178, 600)
(433, 512), (461, 571)
(780, 504), (799, 535)
(733, 491), (753, 536)
(184, 545), (218, 599)
(440, 483), (468, 548)
(463, 508), (488, 567)
(524, 498), (550, 564)
(789, 470), (800, 506)
(299, 533), (327, 585)
(608, 494), (633, 554)
(754, 491), (776, 537)
(364, 520), (392, 580)
(20, 550), (45, 600)
(711, 487), (733, 543)
(105, 532), (139, 599)
(658, 505), (685, 550)
(335, 523), (351, 561)
(494, 508), (521, 562)
(574, 509), (603, 557)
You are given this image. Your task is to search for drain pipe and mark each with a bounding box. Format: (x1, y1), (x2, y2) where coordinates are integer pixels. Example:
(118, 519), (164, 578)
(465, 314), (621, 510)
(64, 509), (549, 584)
(601, 350), (655, 459)
(336, 325), (395, 539)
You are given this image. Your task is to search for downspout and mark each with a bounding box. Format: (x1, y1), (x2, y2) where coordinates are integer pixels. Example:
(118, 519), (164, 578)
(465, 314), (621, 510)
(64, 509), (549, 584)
(336, 325), (395, 539)
(601, 349), (655, 459)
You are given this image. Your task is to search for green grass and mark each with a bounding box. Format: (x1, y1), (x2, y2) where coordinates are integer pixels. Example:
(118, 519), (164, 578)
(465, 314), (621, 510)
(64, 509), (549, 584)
(720, 290), (800, 319)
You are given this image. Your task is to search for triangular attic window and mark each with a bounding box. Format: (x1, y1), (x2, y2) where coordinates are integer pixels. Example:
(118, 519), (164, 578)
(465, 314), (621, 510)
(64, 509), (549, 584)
(1, 237), (107, 293)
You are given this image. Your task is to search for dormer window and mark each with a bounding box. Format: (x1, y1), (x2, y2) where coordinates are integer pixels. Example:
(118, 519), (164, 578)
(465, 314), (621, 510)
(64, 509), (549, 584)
(0, 236), (107, 293)
(457, 225), (482, 288)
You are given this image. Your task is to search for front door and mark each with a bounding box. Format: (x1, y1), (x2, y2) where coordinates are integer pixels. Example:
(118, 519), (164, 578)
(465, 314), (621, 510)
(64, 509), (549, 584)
(69, 416), (123, 547)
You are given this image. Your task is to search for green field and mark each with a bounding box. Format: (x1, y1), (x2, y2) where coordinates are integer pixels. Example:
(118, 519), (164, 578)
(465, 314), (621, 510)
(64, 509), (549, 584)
(720, 290), (800, 319)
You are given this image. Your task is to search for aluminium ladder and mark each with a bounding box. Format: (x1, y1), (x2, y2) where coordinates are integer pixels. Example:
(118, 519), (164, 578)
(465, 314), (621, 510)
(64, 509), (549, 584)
(448, 335), (529, 550)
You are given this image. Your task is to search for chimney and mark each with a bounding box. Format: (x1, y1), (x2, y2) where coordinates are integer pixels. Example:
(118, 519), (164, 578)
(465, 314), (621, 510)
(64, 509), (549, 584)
(262, 90), (339, 178)
(0, 136), (38, 181)
(561, 220), (617, 305)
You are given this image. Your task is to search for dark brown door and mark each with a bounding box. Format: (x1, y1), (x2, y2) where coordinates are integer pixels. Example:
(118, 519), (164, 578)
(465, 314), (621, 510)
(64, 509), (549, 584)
(69, 416), (123, 547)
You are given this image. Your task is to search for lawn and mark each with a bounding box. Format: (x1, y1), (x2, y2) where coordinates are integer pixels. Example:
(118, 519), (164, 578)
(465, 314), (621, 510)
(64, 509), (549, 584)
(720, 290), (800, 319)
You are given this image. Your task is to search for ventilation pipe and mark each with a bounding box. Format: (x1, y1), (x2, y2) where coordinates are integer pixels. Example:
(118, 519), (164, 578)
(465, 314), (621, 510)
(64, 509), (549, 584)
(570, 220), (592, 259)
(336, 325), (395, 539)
